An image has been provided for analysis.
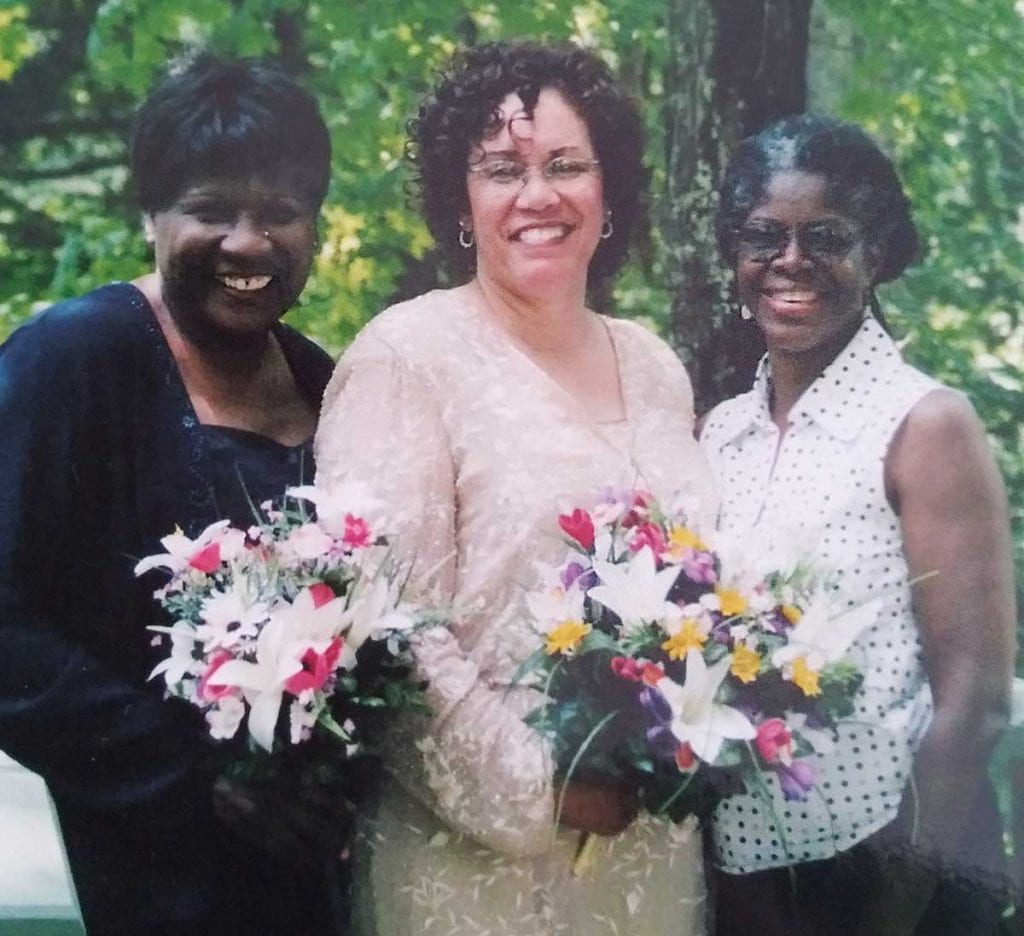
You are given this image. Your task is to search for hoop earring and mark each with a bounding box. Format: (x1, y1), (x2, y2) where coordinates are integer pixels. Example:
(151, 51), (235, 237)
(600, 210), (613, 240)
(740, 305), (754, 320)
(458, 221), (474, 249)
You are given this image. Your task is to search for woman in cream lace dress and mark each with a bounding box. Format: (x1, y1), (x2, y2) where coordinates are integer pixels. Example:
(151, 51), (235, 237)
(316, 42), (715, 935)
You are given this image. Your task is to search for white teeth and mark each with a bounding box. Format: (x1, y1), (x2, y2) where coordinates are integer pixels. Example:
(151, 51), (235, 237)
(776, 291), (816, 302)
(515, 226), (568, 244)
(219, 274), (272, 291)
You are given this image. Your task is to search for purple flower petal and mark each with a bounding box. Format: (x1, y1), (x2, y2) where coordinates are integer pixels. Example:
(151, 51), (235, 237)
(775, 760), (816, 801)
(681, 550), (718, 585)
(639, 686), (672, 725)
(646, 724), (679, 759)
(560, 562), (586, 590)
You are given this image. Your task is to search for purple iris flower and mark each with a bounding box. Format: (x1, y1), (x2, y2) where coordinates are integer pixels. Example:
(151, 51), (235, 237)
(639, 687), (678, 761)
(775, 760), (816, 801)
(767, 608), (790, 635)
(560, 561), (597, 592)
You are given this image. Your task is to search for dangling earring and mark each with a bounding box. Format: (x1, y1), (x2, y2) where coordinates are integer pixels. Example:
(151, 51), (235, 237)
(458, 220), (474, 249)
(600, 210), (613, 240)
(740, 304), (754, 320)
(143, 216), (155, 246)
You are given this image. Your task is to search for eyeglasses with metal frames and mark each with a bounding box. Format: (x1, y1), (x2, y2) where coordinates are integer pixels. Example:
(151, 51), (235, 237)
(467, 155), (601, 189)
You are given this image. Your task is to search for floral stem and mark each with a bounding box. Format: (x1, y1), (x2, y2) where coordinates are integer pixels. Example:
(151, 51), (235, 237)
(655, 769), (697, 816)
(572, 831), (602, 877)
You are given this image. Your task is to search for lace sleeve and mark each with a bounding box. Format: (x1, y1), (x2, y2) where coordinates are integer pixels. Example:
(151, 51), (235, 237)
(314, 330), (556, 857)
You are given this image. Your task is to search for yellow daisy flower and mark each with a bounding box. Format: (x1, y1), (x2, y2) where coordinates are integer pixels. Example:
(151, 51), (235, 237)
(716, 586), (748, 618)
(730, 644), (761, 683)
(662, 618), (707, 660)
(667, 524), (707, 555)
(791, 656), (822, 697)
(545, 619), (591, 656)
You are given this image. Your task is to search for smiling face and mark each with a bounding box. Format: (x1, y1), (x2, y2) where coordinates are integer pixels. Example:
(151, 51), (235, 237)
(464, 88), (604, 300)
(736, 171), (877, 363)
(147, 172), (317, 348)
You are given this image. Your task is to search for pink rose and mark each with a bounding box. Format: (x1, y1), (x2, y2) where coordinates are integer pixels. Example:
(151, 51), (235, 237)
(640, 663), (666, 686)
(755, 718), (793, 765)
(342, 514), (372, 549)
(675, 742), (695, 771)
(610, 656), (643, 681)
(629, 522), (666, 556)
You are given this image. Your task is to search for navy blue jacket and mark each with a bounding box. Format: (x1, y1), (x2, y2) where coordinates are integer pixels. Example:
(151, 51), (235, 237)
(0, 283), (339, 934)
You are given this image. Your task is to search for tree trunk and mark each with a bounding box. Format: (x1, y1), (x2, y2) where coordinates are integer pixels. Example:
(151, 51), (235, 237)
(662, 0), (813, 413)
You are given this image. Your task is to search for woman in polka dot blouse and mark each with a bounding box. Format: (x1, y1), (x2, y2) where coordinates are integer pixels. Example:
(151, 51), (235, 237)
(700, 115), (1016, 936)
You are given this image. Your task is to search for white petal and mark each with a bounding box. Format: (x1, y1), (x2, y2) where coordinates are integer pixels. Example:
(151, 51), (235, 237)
(247, 691), (283, 751)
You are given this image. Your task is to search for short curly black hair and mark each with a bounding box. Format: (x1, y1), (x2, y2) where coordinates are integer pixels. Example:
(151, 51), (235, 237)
(407, 40), (648, 294)
(716, 114), (920, 285)
(132, 52), (331, 215)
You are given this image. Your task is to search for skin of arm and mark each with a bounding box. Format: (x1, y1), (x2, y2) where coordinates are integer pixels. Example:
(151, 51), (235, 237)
(856, 388), (1016, 935)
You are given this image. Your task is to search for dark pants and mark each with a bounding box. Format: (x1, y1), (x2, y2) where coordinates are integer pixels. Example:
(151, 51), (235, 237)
(714, 845), (1005, 935)
(714, 786), (1007, 936)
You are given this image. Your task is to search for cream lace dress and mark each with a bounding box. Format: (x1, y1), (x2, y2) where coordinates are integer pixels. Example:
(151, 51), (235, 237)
(315, 285), (716, 936)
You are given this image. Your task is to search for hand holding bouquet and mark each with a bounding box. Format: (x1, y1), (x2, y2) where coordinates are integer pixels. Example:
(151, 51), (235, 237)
(521, 489), (877, 866)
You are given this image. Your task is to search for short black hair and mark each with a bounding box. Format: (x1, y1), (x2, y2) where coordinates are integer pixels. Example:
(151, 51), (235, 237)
(131, 52), (331, 214)
(407, 40), (648, 295)
(716, 114), (920, 284)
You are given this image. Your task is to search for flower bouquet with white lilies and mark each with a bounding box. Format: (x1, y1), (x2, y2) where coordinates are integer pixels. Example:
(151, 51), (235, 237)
(520, 489), (878, 853)
(137, 484), (436, 758)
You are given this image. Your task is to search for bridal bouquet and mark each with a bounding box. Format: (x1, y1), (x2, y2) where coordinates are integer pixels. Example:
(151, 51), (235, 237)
(137, 484), (433, 756)
(521, 488), (877, 833)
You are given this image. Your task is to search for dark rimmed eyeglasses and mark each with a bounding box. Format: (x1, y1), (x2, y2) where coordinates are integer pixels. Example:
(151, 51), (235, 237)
(467, 155), (601, 188)
(735, 220), (861, 263)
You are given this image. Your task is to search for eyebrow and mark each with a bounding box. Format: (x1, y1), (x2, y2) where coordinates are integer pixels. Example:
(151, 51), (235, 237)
(475, 145), (591, 160)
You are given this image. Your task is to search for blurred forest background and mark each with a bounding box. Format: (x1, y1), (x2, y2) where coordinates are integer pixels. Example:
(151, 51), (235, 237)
(1, 0), (1023, 873)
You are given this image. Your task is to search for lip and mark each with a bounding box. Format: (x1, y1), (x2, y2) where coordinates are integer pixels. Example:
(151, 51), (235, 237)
(762, 287), (821, 317)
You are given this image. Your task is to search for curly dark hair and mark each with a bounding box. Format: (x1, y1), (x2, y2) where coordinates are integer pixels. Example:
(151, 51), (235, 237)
(716, 114), (920, 285)
(132, 51), (331, 215)
(407, 40), (648, 295)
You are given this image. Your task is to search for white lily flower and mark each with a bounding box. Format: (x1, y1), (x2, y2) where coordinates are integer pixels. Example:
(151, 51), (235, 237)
(205, 586), (349, 750)
(589, 546), (681, 631)
(133, 520), (245, 576)
(148, 622), (202, 686)
(274, 585), (349, 644)
(288, 482), (383, 537)
(656, 650), (757, 764)
(772, 592), (882, 672)
(209, 616), (300, 751)
(338, 575), (416, 669)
